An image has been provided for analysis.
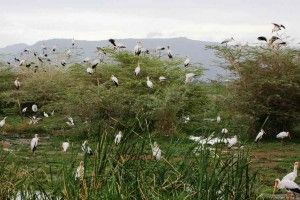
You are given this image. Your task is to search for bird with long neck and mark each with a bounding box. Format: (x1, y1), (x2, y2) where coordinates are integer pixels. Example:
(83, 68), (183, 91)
(283, 162), (299, 182)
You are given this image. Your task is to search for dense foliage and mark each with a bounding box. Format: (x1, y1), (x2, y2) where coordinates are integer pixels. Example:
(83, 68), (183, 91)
(210, 45), (300, 137)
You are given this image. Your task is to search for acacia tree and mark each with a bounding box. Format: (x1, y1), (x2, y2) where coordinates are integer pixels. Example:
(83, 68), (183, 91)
(210, 44), (300, 137)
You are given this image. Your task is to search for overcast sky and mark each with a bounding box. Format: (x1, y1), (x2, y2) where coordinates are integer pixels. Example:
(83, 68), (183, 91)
(0, 0), (299, 47)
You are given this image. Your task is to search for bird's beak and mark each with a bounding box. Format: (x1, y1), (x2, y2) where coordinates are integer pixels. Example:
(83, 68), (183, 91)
(273, 182), (278, 194)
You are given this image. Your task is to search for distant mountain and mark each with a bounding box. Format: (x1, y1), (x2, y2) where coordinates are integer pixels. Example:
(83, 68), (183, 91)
(0, 37), (226, 80)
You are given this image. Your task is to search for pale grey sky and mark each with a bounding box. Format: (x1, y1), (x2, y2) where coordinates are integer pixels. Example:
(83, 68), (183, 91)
(0, 0), (299, 47)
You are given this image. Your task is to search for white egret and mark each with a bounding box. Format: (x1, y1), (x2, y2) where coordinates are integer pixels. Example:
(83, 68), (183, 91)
(81, 140), (93, 155)
(221, 128), (228, 134)
(114, 131), (123, 145)
(30, 134), (39, 154)
(32, 104), (38, 112)
(282, 162), (299, 182)
(227, 135), (238, 148)
(22, 107), (27, 113)
(111, 75), (119, 87)
(62, 141), (70, 152)
(159, 76), (167, 82)
(86, 67), (94, 75)
(185, 73), (195, 84)
(151, 142), (161, 160)
(146, 77), (153, 88)
(51, 110), (55, 116)
(216, 115), (221, 123)
(184, 57), (190, 67)
(14, 78), (21, 90)
(43, 112), (49, 118)
(183, 116), (190, 123)
(134, 62), (141, 76)
(0, 117), (7, 128)
(66, 117), (74, 126)
(255, 129), (265, 142)
(75, 161), (84, 180)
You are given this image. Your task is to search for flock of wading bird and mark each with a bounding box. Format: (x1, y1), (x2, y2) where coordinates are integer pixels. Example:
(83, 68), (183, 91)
(0, 23), (298, 198)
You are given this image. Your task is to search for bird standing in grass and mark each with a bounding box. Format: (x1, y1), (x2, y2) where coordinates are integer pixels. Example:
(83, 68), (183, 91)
(14, 78), (21, 90)
(62, 141), (70, 152)
(221, 128), (228, 134)
(276, 131), (291, 144)
(32, 104), (38, 112)
(30, 134), (39, 154)
(151, 142), (161, 160)
(273, 178), (300, 199)
(111, 75), (119, 87)
(134, 62), (141, 76)
(114, 131), (123, 145)
(146, 76), (153, 88)
(184, 57), (190, 67)
(159, 76), (167, 82)
(255, 129), (265, 142)
(185, 73), (195, 84)
(216, 115), (221, 123)
(43, 112), (49, 118)
(75, 161), (84, 180)
(66, 117), (74, 126)
(227, 135), (237, 148)
(282, 162), (299, 182)
(86, 67), (94, 75)
(81, 140), (93, 155)
(0, 117), (7, 128)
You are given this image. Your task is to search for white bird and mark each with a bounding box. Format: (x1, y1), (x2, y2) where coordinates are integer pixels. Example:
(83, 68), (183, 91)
(134, 41), (142, 56)
(216, 115), (221, 123)
(66, 117), (74, 126)
(183, 116), (190, 123)
(62, 141), (70, 152)
(66, 49), (72, 57)
(30, 134), (39, 153)
(221, 37), (234, 45)
(227, 135), (238, 148)
(91, 59), (100, 69)
(167, 46), (173, 59)
(151, 142), (161, 160)
(32, 104), (38, 112)
(114, 131), (123, 145)
(134, 62), (141, 76)
(184, 57), (190, 67)
(0, 117), (7, 128)
(14, 78), (21, 90)
(43, 112), (49, 118)
(221, 128), (228, 134)
(81, 140), (93, 155)
(185, 73), (195, 84)
(159, 76), (167, 82)
(86, 67), (94, 74)
(22, 107), (27, 113)
(255, 129), (265, 142)
(75, 161), (84, 180)
(273, 178), (300, 196)
(111, 75), (119, 87)
(282, 162), (299, 182)
(276, 131), (291, 139)
(51, 110), (55, 116)
(146, 76), (153, 88)
(19, 60), (26, 66)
